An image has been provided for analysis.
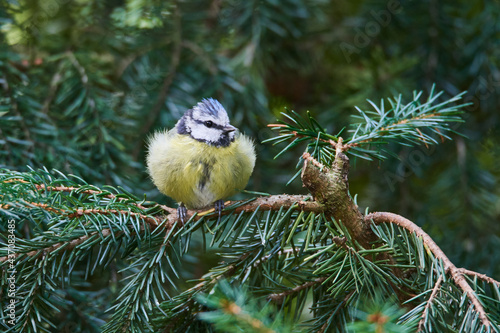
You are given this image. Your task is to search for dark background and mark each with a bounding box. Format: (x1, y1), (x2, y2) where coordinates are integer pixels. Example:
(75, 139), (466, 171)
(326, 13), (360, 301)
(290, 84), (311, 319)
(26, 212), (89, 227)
(1, 0), (499, 278)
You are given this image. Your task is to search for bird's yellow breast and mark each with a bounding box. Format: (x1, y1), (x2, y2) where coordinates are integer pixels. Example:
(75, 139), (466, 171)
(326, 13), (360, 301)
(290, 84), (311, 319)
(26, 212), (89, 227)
(147, 130), (256, 209)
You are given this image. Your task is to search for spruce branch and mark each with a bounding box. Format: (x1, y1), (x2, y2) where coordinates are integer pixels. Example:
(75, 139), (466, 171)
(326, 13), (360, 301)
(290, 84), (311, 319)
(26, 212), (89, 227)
(1, 1), (497, 331)
(32, 180), (176, 215)
(154, 202), (323, 330)
(252, 248), (297, 267)
(177, 194), (323, 223)
(268, 277), (327, 303)
(0, 229), (112, 263)
(1, 176), (170, 224)
(197, 280), (289, 333)
(40, 59), (64, 115)
(102, 237), (178, 333)
(154, 252), (254, 331)
(365, 211), (493, 328)
(267, 86), (468, 162)
(301, 151), (375, 248)
(67, 51), (90, 86)
(34, 183), (150, 211)
(457, 268), (500, 286)
(0, 196), (162, 241)
(418, 275), (443, 332)
(346, 85), (468, 160)
(299, 150), (498, 331)
(316, 290), (356, 333)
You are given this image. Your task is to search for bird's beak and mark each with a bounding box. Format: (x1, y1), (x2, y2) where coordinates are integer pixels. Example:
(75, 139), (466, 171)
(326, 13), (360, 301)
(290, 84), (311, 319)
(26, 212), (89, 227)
(223, 125), (237, 133)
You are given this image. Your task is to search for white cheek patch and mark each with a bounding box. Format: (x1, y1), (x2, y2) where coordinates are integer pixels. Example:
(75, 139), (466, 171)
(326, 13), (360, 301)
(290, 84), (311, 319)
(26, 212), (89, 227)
(190, 123), (223, 144)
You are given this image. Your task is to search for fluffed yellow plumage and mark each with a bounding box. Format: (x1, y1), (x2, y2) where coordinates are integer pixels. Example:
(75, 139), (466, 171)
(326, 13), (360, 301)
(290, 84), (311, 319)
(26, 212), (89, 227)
(146, 129), (256, 209)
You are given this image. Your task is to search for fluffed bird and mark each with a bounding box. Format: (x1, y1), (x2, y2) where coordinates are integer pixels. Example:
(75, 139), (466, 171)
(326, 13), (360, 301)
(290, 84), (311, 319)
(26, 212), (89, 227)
(146, 98), (256, 221)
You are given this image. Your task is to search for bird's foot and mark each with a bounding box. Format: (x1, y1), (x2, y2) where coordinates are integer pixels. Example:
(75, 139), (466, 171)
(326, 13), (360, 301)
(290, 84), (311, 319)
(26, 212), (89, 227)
(177, 204), (188, 223)
(214, 199), (224, 221)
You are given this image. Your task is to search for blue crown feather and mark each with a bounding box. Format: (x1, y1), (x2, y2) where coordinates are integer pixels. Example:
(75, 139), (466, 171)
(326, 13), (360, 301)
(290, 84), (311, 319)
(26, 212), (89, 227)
(199, 98), (224, 116)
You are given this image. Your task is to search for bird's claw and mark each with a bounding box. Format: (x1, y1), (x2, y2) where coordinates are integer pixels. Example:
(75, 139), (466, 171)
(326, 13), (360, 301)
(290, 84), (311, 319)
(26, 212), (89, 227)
(177, 204), (188, 223)
(214, 200), (224, 220)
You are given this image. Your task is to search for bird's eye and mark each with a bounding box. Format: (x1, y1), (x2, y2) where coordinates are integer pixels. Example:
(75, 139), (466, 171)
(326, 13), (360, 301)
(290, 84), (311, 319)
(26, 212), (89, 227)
(204, 121), (213, 128)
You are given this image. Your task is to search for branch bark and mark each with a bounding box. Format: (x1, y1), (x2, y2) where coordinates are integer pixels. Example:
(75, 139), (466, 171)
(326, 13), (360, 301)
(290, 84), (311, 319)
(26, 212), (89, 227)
(301, 151), (377, 248)
(0, 194), (322, 263)
(366, 211), (492, 328)
(418, 275), (443, 331)
(299, 149), (494, 328)
(165, 195), (324, 226)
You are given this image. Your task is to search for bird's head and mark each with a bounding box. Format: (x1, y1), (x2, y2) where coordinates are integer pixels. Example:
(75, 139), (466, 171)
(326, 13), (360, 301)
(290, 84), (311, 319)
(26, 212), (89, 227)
(176, 98), (237, 147)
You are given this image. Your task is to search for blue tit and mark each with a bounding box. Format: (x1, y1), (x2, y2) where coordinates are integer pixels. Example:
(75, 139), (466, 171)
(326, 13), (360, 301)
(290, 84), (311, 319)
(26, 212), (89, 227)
(146, 98), (256, 221)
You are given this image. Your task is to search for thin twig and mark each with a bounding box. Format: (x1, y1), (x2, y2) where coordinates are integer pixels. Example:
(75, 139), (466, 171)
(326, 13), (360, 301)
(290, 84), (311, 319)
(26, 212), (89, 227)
(67, 51), (89, 85)
(418, 275), (443, 332)
(457, 268), (500, 286)
(269, 112), (445, 152)
(268, 124), (355, 152)
(41, 60), (64, 115)
(4, 178), (323, 226)
(268, 277), (327, 303)
(0, 229), (112, 262)
(35, 183), (151, 211)
(167, 194), (324, 225)
(318, 290), (355, 333)
(253, 248), (297, 267)
(4, 179), (163, 212)
(66, 207), (160, 226)
(366, 211), (492, 328)
(3, 200), (161, 229)
(416, 128), (430, 149)
(319, 310), (336, 333)
(303, 151), (326, 169)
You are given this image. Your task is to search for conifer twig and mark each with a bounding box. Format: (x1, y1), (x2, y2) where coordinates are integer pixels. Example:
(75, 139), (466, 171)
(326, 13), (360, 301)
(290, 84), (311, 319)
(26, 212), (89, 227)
(418, 275), (443, 332)
(0, 230), (113, 262)
(40, 60), (64, 115)
(318, 290), (355, 333)
(457, 268), (500, 286)
(267, 124), (356, 152)
(365, 212), (492, 328)
(253, 248), (297, 267)
(220, 301), (276, 333)
(268, 88), (467, 160)
(23, 201), (162, 227)
(268, 277), (327, 303)
(4, 179), (158, 212)
(36, 183), (151, 210)
(169, 195), (324, 224)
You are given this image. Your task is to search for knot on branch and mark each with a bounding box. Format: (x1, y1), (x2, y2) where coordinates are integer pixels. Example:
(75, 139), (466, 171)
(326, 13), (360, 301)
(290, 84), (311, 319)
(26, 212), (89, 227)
(301, 151), (376, 247)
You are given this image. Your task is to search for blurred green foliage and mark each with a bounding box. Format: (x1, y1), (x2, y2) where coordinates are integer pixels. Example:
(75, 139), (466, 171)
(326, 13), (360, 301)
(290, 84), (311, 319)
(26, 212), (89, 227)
(0, 0), (499, 329)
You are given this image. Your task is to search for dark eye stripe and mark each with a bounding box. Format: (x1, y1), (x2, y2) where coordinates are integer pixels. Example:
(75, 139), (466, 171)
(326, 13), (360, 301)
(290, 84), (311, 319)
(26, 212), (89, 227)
(194, 118), (224, 130)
